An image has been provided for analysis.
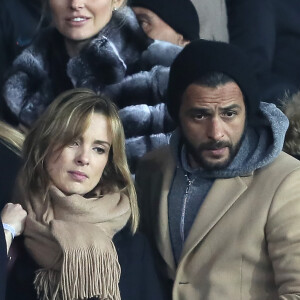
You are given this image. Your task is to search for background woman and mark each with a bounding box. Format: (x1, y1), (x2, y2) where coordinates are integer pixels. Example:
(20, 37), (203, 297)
(0, 121), (24, 210)
(3, 0), (181, 163)
(0, 121), (27, 298)
(0, 203), (27, 299)
(6, 88), (166, 300)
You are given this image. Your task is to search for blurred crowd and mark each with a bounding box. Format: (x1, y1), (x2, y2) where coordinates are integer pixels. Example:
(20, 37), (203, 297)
(1, 0), (300, 299)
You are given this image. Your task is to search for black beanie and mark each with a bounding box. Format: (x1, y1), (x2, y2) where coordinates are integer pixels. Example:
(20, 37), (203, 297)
(167, 39), (260, 123)
(129, 0), (199, 41)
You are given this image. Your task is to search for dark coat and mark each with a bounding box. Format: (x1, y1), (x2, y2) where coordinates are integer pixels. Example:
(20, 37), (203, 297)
(0, 219), (7, 300)
(3, 6), (181, 127)
(226, 0), (300, 103)
(6, 229), (169, 300)
(272, 0), (300, 90)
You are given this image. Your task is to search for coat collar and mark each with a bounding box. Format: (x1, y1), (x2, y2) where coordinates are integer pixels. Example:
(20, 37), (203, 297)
(156, 150), (177, 274)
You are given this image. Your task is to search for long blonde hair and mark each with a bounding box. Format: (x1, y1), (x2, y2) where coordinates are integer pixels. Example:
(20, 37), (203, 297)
(0, 120), (24, 155)
(23, 88), (139, 232)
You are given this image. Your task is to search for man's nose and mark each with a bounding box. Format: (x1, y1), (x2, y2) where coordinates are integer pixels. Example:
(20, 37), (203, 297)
(207, 118), (224, 141)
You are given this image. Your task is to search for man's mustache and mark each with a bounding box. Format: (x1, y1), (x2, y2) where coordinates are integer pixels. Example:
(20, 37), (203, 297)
(199, 140), (231, 151)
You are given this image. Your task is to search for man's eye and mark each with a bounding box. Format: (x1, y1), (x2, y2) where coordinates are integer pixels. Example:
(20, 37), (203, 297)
(193, 113), (205, 120)
(223, 111), (237, 118)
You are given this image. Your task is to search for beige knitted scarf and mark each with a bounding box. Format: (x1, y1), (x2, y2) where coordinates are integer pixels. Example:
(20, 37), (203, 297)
(17, 185), (131, 300)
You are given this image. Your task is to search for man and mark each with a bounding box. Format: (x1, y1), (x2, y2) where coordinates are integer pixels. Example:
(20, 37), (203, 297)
(130, 0), (199, 46)
(190, 0), (228, 42)
(226, 0), (300, 103)
(136, 39), (300, 299)
(282, 91), (300, 160)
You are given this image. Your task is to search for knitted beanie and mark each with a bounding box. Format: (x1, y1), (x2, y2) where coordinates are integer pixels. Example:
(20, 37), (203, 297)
(167, 39), (260, 123)
(129, 0), (199, 41)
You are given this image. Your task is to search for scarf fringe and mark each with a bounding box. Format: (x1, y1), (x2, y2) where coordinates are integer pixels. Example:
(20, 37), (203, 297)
(34, 242), (121, 300)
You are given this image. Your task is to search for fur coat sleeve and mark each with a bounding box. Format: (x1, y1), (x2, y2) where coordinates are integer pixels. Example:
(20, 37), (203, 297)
(126, 132), (172, 173)
(118, 102), (175, 172)
(119, 103), (175, 138)
(3, 36), (54, 125)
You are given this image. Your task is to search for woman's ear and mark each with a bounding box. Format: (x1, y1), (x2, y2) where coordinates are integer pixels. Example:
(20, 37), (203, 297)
(112, 0), (124, 10)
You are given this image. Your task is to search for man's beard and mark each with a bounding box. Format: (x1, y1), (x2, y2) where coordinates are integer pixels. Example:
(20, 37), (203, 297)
(184, 138), (243, 171)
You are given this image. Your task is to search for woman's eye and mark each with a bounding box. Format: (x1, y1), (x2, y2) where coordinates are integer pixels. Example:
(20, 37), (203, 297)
(94, 147), (105, 154)
(69, 140), (79, 147)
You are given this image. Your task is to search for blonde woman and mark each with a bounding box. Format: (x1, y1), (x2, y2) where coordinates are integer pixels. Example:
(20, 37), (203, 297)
(6, 89), (166, 300)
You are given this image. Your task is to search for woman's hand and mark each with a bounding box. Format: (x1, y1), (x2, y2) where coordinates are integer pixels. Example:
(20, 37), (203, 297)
(1, 203), (27, 253)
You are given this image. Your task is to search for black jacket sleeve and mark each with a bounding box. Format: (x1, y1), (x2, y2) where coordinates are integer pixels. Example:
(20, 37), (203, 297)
(0, 219), (8, 300)
(115, 230), (171, 300)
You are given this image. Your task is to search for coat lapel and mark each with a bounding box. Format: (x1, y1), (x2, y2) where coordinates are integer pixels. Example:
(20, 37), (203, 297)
(180, 176), (248, 260)
(156, 153), (177, 274)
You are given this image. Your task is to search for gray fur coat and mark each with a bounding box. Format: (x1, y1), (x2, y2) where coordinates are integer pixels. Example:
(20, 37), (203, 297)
(3, 6), (181, 126)
(3, 7), (181, 170)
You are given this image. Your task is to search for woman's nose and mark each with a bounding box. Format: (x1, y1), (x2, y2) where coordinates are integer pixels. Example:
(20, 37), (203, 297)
(70, 0), (85, 10)
(75, 149), (90, 166)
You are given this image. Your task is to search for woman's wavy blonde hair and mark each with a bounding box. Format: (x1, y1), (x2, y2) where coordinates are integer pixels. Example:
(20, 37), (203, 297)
(0, 121), (24, 155)
(23, 88), (138, 232)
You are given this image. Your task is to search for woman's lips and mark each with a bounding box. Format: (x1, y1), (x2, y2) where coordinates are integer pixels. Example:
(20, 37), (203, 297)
(66, 16), (90, 26)
(68, 171), (88, 182)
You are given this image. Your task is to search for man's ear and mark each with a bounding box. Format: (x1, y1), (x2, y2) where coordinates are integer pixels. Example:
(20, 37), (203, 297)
(177, 34), (190, 47)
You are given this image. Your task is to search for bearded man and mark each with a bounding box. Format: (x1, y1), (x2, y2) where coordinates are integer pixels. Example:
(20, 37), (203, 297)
(136, 39), (300, 300)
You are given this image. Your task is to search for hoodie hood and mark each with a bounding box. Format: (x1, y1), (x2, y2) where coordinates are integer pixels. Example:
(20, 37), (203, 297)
(171, 102), (289, 178)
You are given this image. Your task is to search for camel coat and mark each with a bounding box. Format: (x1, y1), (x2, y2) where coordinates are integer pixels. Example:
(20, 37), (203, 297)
(136, 146), (300, 300)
